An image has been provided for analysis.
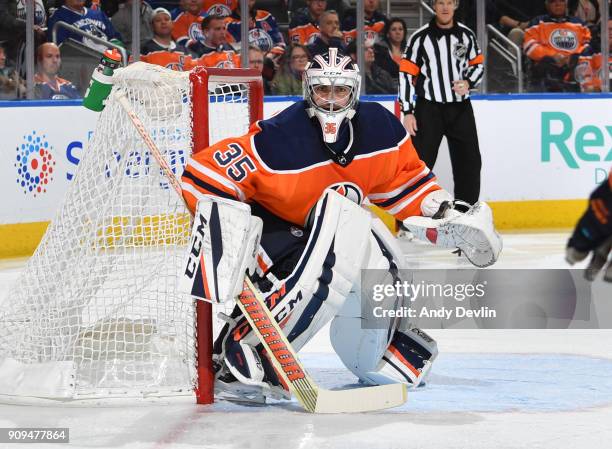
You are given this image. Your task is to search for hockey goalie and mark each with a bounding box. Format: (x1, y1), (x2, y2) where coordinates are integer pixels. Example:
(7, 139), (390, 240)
(180, 48), (502, 403)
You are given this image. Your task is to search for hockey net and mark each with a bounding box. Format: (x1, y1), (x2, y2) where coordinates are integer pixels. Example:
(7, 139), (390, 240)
(0, 62), (263, 404)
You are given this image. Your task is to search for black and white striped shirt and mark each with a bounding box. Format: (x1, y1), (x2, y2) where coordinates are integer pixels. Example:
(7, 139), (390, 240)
(399, 19), (484, 114)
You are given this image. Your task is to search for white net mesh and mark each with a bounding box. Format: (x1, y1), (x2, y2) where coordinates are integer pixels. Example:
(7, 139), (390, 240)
(0, 63), (255, 401)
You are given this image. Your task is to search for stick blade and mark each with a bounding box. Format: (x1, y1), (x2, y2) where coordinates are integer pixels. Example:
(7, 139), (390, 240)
(314, 383), (407, 414)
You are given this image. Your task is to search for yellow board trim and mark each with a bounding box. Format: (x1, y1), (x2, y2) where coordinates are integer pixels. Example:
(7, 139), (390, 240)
(0, 222), (49, 259)
(369, 199), (588, 235)
(0, 200), (589, 259)
(487, 199), (587, 231)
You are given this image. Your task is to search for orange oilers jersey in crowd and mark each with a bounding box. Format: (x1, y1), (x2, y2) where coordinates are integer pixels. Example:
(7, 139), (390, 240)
(288, 22), (320, 45)
(139, 51), (193, 71)
(341, 10), (387, 46)
(288, 9), (320, 45)
(225, 9), (286, 54)
(575, 53), (612, 92)
(181, 101), (441, 225)
(523, 15), (591, 62)
(172, 11), (205, 46)
(202, 0), (237, 17)
(189, 50), (241, 69)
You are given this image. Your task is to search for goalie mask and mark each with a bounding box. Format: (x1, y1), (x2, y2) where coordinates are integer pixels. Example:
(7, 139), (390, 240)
(303, 47), (361, 144)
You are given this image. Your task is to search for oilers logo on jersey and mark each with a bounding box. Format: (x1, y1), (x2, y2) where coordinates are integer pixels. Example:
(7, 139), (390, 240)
(574, 59), (592, 84)
(344, 29), (380, 47)
(166, 57), (189, 71)
(214, 53), (238, 68)
(189, 22), (205, 43)
(549, 29), (578, 51)
(249, 28), (274, 53)
(206, 4), (233, 17)
(328, 182), (363, 205)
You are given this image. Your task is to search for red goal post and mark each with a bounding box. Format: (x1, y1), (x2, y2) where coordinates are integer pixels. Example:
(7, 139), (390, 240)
(190, 67), (264, 404)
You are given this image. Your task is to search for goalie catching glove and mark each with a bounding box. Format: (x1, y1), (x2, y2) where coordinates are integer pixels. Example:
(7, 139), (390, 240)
(402, 190), (502, 268)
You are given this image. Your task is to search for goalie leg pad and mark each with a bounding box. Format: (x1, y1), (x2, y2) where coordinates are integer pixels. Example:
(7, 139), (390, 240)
(330, 224), (438, 388)
(228, 189), (372, 355)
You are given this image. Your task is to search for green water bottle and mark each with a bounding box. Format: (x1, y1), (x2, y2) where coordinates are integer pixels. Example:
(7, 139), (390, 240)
(83, 48), (122, 112)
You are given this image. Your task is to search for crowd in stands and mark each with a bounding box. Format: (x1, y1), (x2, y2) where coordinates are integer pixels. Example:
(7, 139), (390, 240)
(0, 0), (610, 101)
(458, 0), (610, 93)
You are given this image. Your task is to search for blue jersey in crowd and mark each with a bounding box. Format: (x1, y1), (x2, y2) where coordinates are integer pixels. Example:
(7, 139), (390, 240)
(47, 6), (122, 50)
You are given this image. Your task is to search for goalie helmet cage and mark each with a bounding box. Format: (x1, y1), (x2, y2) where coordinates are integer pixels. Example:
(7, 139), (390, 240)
(0, 63), (264, 405)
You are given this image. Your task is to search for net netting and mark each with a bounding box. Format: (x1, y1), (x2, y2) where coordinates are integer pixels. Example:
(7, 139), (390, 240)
(0, 63), (255, 401)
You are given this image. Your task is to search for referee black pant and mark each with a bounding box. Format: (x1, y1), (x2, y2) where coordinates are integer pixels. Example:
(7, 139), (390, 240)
(412, 97), (481, 205)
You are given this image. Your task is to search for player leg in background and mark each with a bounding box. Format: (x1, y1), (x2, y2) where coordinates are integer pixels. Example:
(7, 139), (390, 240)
(445, 100), (482, 205)
(330, 219), (438, 388)
(411, 97), (445, 169)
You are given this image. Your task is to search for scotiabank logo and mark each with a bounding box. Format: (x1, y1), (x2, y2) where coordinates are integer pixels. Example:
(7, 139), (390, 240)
(15, 131), (56, 196)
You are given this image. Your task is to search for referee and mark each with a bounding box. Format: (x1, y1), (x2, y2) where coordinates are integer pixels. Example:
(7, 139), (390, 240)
(399, 0), (484, 205)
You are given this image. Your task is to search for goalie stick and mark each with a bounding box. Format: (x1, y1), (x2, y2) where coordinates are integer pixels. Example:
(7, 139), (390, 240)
(115, 90), (408, 413)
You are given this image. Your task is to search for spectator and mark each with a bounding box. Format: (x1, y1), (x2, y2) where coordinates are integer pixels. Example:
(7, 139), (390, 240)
(456, 0), (500, 33)
(169, 0), (188, 19)
(271, 44), (310, 95)
(111, 0), (154, 48)
(347, 41), (395, 94)
(202, 0), (237, 17)
(225, 0), (286, 60)
(373, 17), (407, 81)
(34, 42), (80, 99)
(524, 0), (592, 92)
(307, 10), (346, 57)
(289, 0), (327, 45)
(495, 0), (547, 47)
(569, 0), (599, 29)
(16, 0), (48, 36)
(172, 0), (205, 47)
(142, 7), (181, 54)
(0, 1), (25, 62)
(47, 0), (123, 52)
(189, 18), (240, 69)
(289, 0), (350, 18)
(246, 45), (273, 94)
(342, 0), (387, 46)
(186, 14), (233, 57)
(5, 0), (48, 85)
(100, 0), (121, 17)
(140, 7), (192, 71)
(2, 0), (47, 61)
(0, 43), (25, 99)
(574, 16), (611, 92)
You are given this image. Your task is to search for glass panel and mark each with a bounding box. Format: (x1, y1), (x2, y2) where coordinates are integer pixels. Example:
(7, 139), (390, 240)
(3, 0), (605, 100)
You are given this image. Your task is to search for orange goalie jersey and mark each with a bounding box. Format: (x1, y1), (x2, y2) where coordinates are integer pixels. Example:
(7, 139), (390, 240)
(181, 101), (441, 225)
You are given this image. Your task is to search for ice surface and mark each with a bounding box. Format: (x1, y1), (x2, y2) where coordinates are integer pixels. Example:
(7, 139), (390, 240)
(0, 233), (611, 449)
